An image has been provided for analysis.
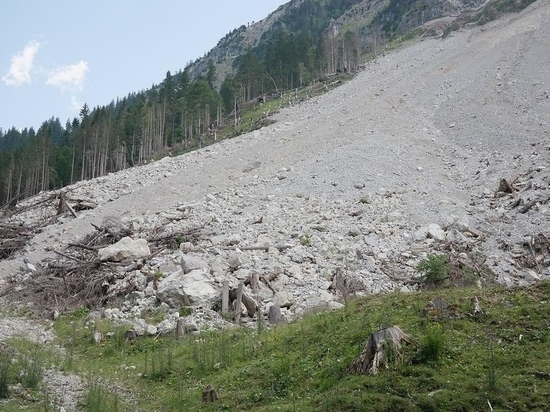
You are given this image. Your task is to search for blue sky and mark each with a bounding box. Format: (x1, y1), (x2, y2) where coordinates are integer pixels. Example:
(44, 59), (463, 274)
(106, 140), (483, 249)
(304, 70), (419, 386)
(0, 0), (289, 132)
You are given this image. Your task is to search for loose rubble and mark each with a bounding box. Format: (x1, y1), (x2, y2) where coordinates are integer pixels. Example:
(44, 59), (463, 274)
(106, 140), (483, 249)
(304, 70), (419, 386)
(0, 3), (549, 408)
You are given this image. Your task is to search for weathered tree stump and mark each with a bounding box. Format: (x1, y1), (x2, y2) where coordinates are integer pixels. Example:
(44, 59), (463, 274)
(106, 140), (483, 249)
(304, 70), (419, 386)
(268, 304), (285, 325)
(176, 318), (186, 340)
(57, 192), (77, 218)
(221, 280), (229, 315)
(234, 283), (244, 323)
(201, 384), (218, 403)
(348, 326), (415, 375)
(250, 271), (260, 294)
(124, 330), (137, 343)
(229, 286), (257, 318)
(470, 296), (485, 318)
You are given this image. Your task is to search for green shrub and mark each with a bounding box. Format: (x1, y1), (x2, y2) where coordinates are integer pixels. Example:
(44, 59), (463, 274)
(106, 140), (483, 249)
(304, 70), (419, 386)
(0, 351), (11, 398)
(416, 254), (450, 289)
(83, 379), (124, 412)
(300, 234), (311, 246)
(17, 345), (44, 389)
(418, 325), (445, 364)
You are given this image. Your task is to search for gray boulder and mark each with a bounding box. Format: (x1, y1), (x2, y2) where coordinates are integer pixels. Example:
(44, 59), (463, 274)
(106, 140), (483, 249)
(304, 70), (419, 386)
(98, 237), (150, 262)
(156, 269), (218, 308)
(427, 224), (446, 241)
(180, 255), (210, 274)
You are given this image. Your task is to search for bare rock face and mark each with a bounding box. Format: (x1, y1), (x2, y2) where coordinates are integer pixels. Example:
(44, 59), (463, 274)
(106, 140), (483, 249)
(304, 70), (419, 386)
(98, 237), (150, 262)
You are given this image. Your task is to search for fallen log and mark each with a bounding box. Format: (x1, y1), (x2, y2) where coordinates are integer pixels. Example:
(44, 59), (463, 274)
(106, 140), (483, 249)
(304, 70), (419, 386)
(519, 199), (538, 214)
(221, 244), (293, 252)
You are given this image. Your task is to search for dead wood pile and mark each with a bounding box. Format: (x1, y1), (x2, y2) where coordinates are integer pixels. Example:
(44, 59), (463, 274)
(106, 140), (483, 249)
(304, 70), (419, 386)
(1, 219), (208, 317)
(492, 169), (550, 273)
(0, 191), (97, 261)
(0, 223), (35, 260)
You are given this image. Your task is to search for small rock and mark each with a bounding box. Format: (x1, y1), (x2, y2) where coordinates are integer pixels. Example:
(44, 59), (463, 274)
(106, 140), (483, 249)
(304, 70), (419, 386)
(446, 227), (469, 244)
(413, 226), (428, 241)
(146, 325), (158, 336)
(227, 253), (242, 270)
(274, 291), (294, 308)
(524, 270), (540, 281)
(185, 321), (199, 332)
(92, 331), (103, 344)
(98, 237), (150, 262)
(256, 234), (272, 247)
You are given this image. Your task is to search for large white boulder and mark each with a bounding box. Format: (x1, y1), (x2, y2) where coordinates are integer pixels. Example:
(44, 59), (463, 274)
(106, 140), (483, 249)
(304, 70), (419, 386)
(98, 237), (150, 261)
(427, 224), (446, 241)
(156, 269), (218, 308)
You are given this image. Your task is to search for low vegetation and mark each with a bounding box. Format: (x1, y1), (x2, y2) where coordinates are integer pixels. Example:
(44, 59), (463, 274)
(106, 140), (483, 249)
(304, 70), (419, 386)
(2, 276), (549, 411)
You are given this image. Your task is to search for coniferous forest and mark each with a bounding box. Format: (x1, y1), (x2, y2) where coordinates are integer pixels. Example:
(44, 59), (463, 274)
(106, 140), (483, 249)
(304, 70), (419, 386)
(2, 0), (500, 206)
(0, 1), (370, 207)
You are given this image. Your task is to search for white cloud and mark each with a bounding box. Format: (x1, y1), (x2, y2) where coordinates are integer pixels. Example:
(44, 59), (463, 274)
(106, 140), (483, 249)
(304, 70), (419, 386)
(69, 95), (82, 111)
(2, 41), (41, 86)
(46, 60), (88, 91)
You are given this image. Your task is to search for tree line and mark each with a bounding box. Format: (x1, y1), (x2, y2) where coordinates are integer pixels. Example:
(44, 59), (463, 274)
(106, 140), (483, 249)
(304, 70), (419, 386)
(0, 20), (369, 207)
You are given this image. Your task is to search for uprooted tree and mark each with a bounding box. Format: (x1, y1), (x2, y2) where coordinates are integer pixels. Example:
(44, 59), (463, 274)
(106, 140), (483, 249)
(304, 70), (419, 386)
(348, 326), (415, 375)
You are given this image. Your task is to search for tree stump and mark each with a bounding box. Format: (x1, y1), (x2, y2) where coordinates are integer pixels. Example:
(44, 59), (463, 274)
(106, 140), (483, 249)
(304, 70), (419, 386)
(229, 286), (257, 318)
(234, 283), (244, 323)
(268, 304), (285, 325)
(124, 330), (137, 343)
(470, 296), (485, 318)
(348, 326), (415, 375)
(176, 318), (186, 340)
(221, 280), (229, 315)
(201, 384), (218, 403)
(250, 271), (260, 294)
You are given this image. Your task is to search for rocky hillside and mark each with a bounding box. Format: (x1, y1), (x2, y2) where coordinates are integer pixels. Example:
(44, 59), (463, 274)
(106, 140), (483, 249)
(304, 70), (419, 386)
(2, 0), (548, 320)
(188, 0), (502, 83)
(0, 1), (549, 409)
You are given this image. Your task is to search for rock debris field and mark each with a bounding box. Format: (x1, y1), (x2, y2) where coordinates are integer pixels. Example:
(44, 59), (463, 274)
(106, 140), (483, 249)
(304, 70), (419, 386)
(0, 2), (549, 409)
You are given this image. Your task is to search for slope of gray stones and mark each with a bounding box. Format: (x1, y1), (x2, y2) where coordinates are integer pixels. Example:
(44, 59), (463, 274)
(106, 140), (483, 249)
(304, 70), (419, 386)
(0, 2), (549, 409)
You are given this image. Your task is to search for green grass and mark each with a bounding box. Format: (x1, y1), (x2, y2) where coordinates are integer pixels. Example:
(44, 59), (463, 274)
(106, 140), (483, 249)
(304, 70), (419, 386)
(2, 280), (549, 411)
(33, 281), (549, 411)
(83, 378), (125, 412)
(0, 339), (51, 411)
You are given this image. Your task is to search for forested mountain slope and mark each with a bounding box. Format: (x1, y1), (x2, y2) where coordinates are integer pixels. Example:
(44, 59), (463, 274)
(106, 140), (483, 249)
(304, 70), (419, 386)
(0, 0), (536, 207)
